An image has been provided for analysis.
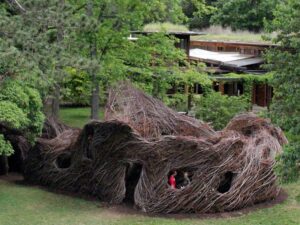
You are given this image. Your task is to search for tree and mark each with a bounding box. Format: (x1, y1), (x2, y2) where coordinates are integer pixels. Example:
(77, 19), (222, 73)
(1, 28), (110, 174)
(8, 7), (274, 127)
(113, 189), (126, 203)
(142, 0), (186, 24)
(181, 0), (216, 29)
(71, 0), (147, 119)
(265, 0), (300, 182)
(265, 0), (300, 133)
(0, 0), (77, 118)
(211, 0), (281, 32)
(123, 33), (186, 99)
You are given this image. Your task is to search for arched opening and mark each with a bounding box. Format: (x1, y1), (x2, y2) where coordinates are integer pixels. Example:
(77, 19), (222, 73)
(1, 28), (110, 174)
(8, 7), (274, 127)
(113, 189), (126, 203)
(168, 169), (193, 189)
(0, 135), (29, 175)
(124, 162), (143, 204)
(217, 171), (235, 193)
(55, 153), (72, 169)
(7, 149), (23, 172)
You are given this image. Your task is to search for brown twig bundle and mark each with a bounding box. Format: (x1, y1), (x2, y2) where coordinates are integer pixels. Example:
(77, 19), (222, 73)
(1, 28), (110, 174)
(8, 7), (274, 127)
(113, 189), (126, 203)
(105, 82), (215, 139)
(23, 85), (287, 214)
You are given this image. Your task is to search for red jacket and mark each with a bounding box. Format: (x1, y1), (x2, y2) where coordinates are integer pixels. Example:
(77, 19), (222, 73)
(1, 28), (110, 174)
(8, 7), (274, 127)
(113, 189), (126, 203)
(169, 175), (176, 189)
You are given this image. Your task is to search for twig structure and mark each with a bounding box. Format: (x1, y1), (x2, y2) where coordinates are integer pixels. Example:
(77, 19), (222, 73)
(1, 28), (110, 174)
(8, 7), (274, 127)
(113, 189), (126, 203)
(24, 83), (287, 213)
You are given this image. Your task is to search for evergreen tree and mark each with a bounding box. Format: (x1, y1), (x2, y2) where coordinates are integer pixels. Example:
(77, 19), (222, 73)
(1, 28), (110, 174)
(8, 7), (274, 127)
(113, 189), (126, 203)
(0, 0), (77, 118)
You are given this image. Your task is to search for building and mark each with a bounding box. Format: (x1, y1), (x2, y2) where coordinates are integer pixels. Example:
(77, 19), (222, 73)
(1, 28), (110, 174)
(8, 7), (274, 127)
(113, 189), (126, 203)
(189, 40), (277, 107)
(130, 31), (276, 108)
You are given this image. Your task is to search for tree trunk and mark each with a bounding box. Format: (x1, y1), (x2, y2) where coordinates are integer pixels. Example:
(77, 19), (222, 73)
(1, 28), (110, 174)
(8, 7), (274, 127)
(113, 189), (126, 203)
(52, 84), (60, 119)
(87, 1), (99, 120)
(43, 84), (60, 120)
(91, 82), (100, 120)
(187, 86), (193, 112)
(152, 77), (160, 98)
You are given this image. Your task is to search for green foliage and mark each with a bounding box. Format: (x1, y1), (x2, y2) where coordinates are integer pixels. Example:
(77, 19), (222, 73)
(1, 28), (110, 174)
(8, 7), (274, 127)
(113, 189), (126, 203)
(166, 93), (189, 112)
(62, 68), (91, 105)
(124, 33), (187, 98)
(265, 0), (300, 134)
(195, 91), (248, 130)
(0, 79), (44, 141)
(264, 0), (300, 182)
(0, 101), (29, 130)
(211, 0), (280, 32)
(142, 0), (187, 24)
(276, 133), (300, 183)
(181, 0), (216, 29)
(0, 134), (14, 156)
(174, 68), (212, 92)
(222, 73), (274, 107)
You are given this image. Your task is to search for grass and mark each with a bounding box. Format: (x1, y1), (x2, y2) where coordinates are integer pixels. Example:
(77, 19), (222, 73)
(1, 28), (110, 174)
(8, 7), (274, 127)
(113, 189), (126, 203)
(143, 23), (189, 32)
(192, 26), (272, 43)
(59, 107), (104, 128)
(0, 178), (299, 225)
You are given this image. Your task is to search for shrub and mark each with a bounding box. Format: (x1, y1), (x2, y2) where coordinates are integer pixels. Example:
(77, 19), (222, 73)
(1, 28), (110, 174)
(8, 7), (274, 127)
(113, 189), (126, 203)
(0, 134), (14, 156)
(0, 101), (29, 129)
(276, 133), (300, 183)
(166, 93), (188, 112)
(0, 79), (45, 151)
(62, 68), (91, 106)
(195, 92), (248, 130)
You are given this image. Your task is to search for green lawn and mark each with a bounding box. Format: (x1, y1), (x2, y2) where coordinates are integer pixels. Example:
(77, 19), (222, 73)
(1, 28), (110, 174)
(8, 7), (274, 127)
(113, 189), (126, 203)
(191, 26), (272, 43)
(0, 178), (299, 225)
(59, 107), (104, 128)
(192, 34), (269, 43)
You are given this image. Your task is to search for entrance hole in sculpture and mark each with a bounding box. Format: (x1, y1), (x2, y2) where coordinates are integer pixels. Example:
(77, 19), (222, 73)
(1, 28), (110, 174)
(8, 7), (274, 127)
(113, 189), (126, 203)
(217, 171), (235, 193)
(55, 153), (72, 169)
(124, 162), (143, 203)
(168, 169), (193, 189)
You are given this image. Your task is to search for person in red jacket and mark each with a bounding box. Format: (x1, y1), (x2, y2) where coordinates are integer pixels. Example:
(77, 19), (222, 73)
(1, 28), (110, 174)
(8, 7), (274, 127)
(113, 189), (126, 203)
(169, 171), (177, 189)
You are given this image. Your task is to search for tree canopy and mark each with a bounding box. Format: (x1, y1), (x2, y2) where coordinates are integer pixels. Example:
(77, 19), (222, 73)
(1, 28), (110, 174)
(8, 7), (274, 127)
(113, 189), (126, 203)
(211, 0), (281, 32)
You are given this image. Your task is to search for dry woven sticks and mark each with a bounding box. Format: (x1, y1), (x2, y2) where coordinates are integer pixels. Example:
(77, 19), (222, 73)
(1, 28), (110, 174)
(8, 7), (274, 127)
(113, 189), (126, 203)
(24, 84), (287, 214)
(105, 82), (216, 139)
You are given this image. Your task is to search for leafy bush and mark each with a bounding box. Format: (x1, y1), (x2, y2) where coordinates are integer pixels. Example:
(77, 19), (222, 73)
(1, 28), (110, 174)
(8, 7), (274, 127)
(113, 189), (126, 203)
(276, 133), (300, 183)
(0, 134), (14, 156)
(0, 101), (29, 129)
(62, 68), (91, 106)
(0, 79), (45, 150)
(195, 92), (248, 130)
(166, 93), (188, 112)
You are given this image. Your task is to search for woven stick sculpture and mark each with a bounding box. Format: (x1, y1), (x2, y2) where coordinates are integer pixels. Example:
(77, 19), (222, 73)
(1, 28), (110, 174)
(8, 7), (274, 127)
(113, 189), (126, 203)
(24, 83), (287, 213)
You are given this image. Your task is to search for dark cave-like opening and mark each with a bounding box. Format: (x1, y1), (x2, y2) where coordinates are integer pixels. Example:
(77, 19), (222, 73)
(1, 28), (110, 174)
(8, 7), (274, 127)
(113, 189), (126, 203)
(0, 147), (24, 175)
(217, 171), (234, 193)
(124, 163), (143, 204)
(56, 153), (72, 169)
(8, 149), (23, 173)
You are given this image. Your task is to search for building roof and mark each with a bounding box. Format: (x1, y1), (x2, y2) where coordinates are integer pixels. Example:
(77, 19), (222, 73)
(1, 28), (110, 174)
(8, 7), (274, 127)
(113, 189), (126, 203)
(191, 40), (278, 48)
(226, 57), (264, 67)
(189, 49), (264, 68)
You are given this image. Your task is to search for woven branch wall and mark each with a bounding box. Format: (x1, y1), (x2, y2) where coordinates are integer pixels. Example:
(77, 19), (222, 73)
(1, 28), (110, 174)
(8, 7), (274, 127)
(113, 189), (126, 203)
(24, 84), (287, 213)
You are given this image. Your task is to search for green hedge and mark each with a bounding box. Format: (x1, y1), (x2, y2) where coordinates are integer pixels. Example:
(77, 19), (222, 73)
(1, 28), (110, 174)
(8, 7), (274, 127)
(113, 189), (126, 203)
(195, 91), (248, 130)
